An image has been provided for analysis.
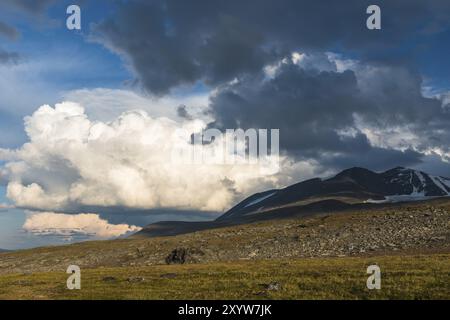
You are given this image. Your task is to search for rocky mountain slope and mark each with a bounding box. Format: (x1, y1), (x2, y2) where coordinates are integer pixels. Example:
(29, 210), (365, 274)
(0, 198), (449, 275)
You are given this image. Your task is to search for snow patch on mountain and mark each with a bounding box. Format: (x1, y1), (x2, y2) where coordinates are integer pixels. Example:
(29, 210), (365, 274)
(366, 169), (450, 203)
(244, 192), (277, 208)
(365, 194), (441, 204)
(415, 171), (426, 185)
(429, 175), (450, 195)
(439, 177), (450, 189)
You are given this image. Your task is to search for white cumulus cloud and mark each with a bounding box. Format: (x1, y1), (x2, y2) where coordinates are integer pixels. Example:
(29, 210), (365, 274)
(23, 212), (141, 239)
(1, 101), (290, 213)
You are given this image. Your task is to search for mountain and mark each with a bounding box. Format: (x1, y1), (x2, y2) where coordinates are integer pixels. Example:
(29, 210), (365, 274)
(132, 167), (450, 238)
(218, 167), (450, 221)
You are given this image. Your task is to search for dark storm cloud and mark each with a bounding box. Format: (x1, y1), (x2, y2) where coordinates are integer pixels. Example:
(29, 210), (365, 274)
(355, 64), (450, 156)
(176, 105), (192, 119)
(90, 0), (450, 173)
(93, 0), (274, 94)
(208, 59), (450, 171)
(317, 148), (423, 173)
(356, 65), (448, 126)
(93, 0), (450, 94)
(209, 63), (363, 152)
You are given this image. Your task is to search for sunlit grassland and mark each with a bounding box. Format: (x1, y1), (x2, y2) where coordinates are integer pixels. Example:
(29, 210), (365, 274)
(0, 253), (448, 300)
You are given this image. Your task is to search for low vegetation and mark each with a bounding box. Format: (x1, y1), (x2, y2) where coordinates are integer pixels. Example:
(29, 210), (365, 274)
(0, 253), (448, 300)
(0, 198), (448, 299)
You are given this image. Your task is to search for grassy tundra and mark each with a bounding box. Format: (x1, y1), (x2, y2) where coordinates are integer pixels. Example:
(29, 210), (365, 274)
(0, 253), (448, 300)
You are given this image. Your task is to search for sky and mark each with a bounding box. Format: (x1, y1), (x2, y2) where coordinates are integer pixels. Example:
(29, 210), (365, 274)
(0, 0), (450, 249)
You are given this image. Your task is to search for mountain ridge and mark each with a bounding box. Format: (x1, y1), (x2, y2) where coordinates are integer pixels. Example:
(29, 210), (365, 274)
(132, 166), (450, 238)
(217, 166), (450, 221)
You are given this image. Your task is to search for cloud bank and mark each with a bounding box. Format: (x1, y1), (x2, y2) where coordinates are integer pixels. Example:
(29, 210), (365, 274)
(1, 101), (286, 213)
(209, 52), (450, 172)
(23, 212), (141, 239)
(88, 0), (450, 176)
(92, 0), (450, 95)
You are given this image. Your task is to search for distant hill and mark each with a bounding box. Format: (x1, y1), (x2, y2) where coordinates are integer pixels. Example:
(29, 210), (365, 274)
(133, 167), (450, 238)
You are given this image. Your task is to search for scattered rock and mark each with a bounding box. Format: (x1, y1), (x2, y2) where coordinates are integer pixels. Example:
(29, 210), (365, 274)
(248, 250), (258, 258)
(136, 248), (144, 258)
(165, 247), (204, 264)
(165, 248), (188, 264)
(102, 276), (117, 282)
(261, 281), (281, 291)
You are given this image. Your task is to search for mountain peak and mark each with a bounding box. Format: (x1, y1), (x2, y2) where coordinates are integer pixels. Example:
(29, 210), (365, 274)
(335, 167), (376, 176)
(384, 166), (410, 173)
(217, 166), (450, 222)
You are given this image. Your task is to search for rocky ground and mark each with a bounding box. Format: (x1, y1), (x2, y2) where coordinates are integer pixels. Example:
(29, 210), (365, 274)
(0, 198), (449, 275)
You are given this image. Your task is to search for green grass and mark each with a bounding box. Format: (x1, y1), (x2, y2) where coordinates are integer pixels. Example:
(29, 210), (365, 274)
(0, 253), (448, 300)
